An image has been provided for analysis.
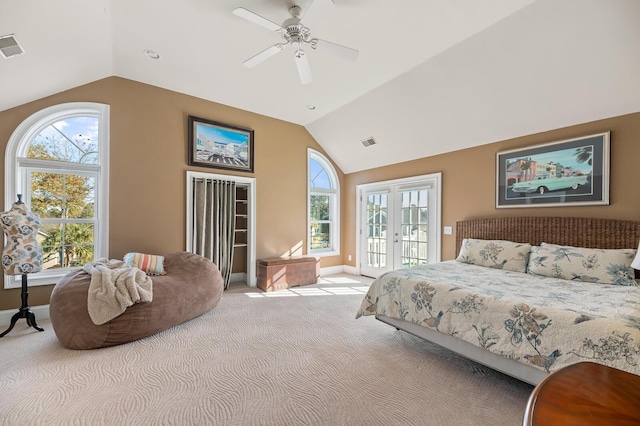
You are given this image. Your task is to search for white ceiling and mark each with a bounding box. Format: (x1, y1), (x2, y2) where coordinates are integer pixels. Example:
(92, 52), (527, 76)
(1, 0), (639, 173)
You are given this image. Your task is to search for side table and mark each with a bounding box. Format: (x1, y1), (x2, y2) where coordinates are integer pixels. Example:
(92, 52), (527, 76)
(523, 361), (640, 425)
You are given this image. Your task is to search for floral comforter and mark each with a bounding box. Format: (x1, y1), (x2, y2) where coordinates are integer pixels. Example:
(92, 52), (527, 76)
(356, 261), (640, 376)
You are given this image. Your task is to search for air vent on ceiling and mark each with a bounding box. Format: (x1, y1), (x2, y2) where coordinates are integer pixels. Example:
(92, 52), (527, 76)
(361, 137), (377, 147)
(0, 34), (25, 59)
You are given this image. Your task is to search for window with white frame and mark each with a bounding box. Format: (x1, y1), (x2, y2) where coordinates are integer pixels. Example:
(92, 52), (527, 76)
(308, 149), (339, 256)
(4, 103), (109, 288)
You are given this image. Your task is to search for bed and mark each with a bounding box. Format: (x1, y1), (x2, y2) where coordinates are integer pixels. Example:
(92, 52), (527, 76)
(356, 217), (640, 385)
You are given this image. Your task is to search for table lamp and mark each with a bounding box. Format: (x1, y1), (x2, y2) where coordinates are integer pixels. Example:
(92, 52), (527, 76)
(633, 240), (640, 270)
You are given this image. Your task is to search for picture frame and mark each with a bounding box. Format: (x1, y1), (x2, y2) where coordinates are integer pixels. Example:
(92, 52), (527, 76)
(188, 115), (254, 173)
(496, 132), (610, 208)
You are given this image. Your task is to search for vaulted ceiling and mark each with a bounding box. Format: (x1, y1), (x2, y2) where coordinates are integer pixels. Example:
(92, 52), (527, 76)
(2, 0), (639, 173)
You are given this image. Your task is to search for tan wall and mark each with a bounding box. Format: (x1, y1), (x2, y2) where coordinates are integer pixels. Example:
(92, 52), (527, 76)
(343, 111), (640, 265)
(2, 77), (639, 311)
(0, 77), (343, 310)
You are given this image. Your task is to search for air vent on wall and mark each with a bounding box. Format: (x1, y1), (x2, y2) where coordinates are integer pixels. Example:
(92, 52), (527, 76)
(0, 34), (25, 59)
(361, 137), (377, 147)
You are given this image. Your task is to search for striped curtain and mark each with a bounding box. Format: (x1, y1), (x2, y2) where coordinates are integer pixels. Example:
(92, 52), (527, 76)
(192, 178), (236, 289)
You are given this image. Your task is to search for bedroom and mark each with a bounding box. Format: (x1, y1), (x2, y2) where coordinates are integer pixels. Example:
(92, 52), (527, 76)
(1, 0), (639, 424)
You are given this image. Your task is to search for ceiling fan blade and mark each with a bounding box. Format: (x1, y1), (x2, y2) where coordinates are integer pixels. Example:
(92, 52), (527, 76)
(299, 0), (334, 28)
(243, 44), (286, 68)
(233, 7), (282, 32)
(312, 39), (359, 61)
(294, 50), (313, 85)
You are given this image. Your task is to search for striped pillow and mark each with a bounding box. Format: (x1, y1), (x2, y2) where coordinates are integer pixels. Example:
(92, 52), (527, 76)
(123, 252), (166, 276)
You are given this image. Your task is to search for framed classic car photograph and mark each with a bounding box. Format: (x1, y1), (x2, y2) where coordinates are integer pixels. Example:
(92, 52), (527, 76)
(188, 115), (254, 173)
(496, 132), (610, 208)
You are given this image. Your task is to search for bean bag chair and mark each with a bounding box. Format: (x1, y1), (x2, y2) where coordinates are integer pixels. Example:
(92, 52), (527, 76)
(49, 251), (224, 350)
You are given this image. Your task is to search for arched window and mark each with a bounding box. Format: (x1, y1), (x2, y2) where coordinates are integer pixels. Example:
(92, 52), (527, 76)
(4, 103), (109, 289)
(308, 149), (339, 256)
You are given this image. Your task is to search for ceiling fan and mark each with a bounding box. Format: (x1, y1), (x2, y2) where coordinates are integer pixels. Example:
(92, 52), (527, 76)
(233, 0), (359, 84)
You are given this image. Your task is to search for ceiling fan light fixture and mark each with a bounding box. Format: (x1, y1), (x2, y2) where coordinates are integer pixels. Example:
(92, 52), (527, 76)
(233, 0), (358, 84)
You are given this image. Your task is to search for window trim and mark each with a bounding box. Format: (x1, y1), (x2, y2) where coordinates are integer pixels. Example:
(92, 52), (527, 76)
(307, 149), (340, 257)
(4, 102), (110, 289)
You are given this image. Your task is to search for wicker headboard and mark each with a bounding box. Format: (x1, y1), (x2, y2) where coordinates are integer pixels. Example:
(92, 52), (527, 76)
(456, 217), (640, 257)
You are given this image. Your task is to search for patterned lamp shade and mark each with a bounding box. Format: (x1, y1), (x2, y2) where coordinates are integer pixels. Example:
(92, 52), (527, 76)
(0, 202), (43, 275)
(632, 241), (640, 270)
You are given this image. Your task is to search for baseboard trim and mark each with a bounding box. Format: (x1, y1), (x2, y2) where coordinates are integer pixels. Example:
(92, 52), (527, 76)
(230, 272), (247, 283)
(0, 304), (50, 327)
(342, 265), (358, 275)
(319, 265), (346, 276)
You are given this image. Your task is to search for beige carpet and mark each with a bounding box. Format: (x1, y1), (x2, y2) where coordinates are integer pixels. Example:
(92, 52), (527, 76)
(0, 274), (533, 425)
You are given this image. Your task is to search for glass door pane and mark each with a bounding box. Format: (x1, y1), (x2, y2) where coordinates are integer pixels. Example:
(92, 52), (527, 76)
(360, 192), (389, 277)
(398, 189), (429, 268)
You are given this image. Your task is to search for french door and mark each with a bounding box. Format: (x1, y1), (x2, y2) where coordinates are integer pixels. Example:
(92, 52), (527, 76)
(358, 174), (441, 278)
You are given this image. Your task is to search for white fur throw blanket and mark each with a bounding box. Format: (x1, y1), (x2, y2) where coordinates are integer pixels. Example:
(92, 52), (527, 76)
(84, 258), (153, 325)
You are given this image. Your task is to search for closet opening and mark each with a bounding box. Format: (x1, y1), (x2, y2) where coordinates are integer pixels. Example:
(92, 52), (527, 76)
(186, 171), (256, 288)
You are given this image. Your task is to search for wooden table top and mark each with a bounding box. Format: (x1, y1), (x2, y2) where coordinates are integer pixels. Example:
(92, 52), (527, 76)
(523, 362), (640, 426)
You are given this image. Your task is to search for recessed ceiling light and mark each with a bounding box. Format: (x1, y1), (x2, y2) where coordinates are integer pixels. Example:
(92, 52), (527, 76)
(306, 105), (316, 110)
(143, 49), (160, 60)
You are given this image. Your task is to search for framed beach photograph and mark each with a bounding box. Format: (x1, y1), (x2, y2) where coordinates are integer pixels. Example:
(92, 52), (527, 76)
(188, 115), (254, 173)
(496, 132), (610, 208)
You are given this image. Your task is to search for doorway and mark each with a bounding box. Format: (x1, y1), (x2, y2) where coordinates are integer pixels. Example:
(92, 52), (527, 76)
(357, 173), (441, 278)
(186, 171), (257, 287)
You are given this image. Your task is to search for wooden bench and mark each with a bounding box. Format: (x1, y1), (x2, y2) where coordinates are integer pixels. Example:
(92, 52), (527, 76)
(257, 256), (319, 292)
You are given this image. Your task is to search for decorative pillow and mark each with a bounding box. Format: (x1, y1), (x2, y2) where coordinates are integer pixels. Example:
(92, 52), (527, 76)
(528, 243), (637, 286)
(456, 238), (531, 273)
(123, 252), (167, 276)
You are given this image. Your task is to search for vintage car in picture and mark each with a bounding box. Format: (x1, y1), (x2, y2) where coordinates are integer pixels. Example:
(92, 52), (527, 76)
(511, 173), (588, 195)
